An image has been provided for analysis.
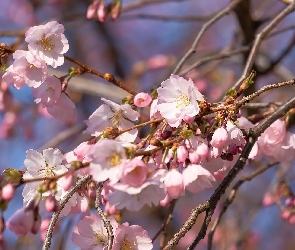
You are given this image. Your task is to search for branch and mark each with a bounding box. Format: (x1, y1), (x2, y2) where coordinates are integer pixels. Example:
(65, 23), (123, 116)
(172, 0), (242, 75)
(42, 174), (92, 250)
(163, 95), (295, 250)
(207, 162), (278, 250)
(232, 2), (295, 91)
(95, 183), (114, 250)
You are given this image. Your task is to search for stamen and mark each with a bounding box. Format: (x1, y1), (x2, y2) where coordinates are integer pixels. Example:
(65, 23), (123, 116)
(37, 34), (55, 51)
(175, 93), (190, 109)
(106, 151), (122, 167)
(120, 236), (137, 250)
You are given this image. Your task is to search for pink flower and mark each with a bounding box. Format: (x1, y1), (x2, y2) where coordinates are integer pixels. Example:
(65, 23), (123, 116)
(88, 139), (127, 184)
(84, 98), (139, 142)
(113, 223), (153, 250)
(72, 214), (118, 249)
(6, 208), (34, 235)
(106, 171), (166, 211)
(226, 121), (245, 147)
(134, 92), (152, 107)
(2, 50), (47, 89)
(46, 92), (76, 122)
(121, 158), (148, 187)
(164, 169), (185, 199)
(177, 145), (188, 163)
(157, 75), (204, 127)
(150, 99), (162, 119)
(211, 127), (229, 148)
(183, 164), (215, 193)
(86, 0), (99, 19)
(147, 54), (169, 69)
(260, 119), (286, 145)
(1, 183), (15, 201)
(32, 75), (61, 107)
(25, 21), (69, 68)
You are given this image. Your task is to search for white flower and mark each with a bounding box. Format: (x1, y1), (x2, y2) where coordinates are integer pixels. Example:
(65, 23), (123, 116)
(22, 148), (68, 205)
(157, 75), (204, 127)
(25, 21), (69, 68)
(84, 98), (139, 142)
(88, 139), (127, 184)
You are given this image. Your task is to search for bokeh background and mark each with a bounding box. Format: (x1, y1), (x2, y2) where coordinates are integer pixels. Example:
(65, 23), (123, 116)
(1, 0), (295, 249)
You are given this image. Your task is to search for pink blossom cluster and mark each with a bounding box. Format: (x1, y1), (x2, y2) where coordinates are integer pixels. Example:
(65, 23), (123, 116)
(5, 74), (295, 248)
(2, 21), (76, 122)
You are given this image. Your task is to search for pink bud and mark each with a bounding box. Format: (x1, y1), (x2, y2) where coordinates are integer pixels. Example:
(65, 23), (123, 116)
(6, 208), (34, 236)
(31, 215), (41, 234)
(147, 55), (169, 69)
(188, 151), (199, 164)
(183, 115), (195, 123)
(177, 145), (188, 163)
(62, 171), (74, 191)
(281, 210), (291, 220)
(160, 195), (171, 207)
(1, 183), (15, 201)
(288, 214), (295, 224)
(97, 1), (106, 22)
(45, 195), (59, 212)
(105, 202), (116, 215)
(134, 92), (152, 107)
(87, 0), (99, 19)
(211, 127), (228, 148)
(262, 193), (275, 206)
(196, 143), (209, 159)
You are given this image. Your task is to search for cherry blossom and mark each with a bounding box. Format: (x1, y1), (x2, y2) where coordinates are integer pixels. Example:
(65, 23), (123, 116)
(88, 139), (127, 184)
(25, 21), (69, 68)
(134, 92), (152, 107)
(84, 98), (139, 142)
(72, 214), (118, 250)
(211, 127), (229, 148)
(2, 50), (47, 89)
(6, 207), (35, 235)
(112, 223), (153, 250)
(22, 148), (68, 205)
(164, 169), (185, 199)
(157, 75), (204, 127)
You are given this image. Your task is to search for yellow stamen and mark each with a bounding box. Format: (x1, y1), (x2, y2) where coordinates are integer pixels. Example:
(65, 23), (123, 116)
(106, 151), (122, 167)
(175, 93), (190, 109)
(37, 34), (54, 51)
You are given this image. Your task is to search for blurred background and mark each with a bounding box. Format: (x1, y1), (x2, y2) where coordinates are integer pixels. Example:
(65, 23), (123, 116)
(1, 0), (295, 249)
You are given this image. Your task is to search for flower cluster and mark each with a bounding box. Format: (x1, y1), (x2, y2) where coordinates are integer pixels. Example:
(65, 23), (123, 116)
(2, 21), (76, 122)
(3, 20), (295, 250)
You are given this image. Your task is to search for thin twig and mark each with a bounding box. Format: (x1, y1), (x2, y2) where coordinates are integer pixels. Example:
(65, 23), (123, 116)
(42, 175), (92, 250)
(95, 183), (114, 250)
(163, 96), (295, 250)
(207, 162), (278, 250)
(172, 0), (242, 75)
(232, 2), (295, 91)
(152, 199), (177, 244)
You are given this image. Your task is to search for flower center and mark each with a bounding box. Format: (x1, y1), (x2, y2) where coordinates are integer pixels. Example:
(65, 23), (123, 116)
(106, 151), (122, 167)
(93, 231), (107, 246)
(120, 236), (137, 250)
(109, 109), (124, 127)
(46, 86), (54, 92)
(37, 34), (55, 51)
(38, 164), (55, 178)
(175, 93), (190, 109)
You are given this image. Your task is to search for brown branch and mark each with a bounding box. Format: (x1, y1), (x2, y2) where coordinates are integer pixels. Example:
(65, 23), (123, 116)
(152, 199), (177, 245)
(64, 55), (137, 96)
(95, 183), (114, 250)
(42, 175), (92, 250)
(207, 162), (278, 250)
(163, 95), (295, 250)
(172, 0), (242, 75)
(232, 2), (295, 91)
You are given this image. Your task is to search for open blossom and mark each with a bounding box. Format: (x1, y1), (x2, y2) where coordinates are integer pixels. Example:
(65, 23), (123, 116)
(84, 98), (139, 142)
(22, 148), (68, 205)
(72, 214), (118, 250)
(121, 158), (148, 187)
(2, 50), (47, 89)
(164, 169), (185, 199)
(32, 75), (61, 106)
(113, 223), (153, 250)
(106, 170), (166, 211)
(25, 21), (69, 68)
(157, 75), (204, 127)
(183, 164), (215, 193)
(88, 139), (127, 184)
(46, 92), (76, 122)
